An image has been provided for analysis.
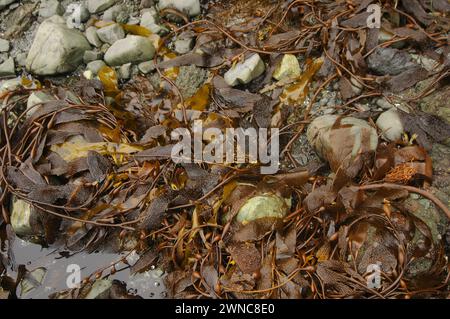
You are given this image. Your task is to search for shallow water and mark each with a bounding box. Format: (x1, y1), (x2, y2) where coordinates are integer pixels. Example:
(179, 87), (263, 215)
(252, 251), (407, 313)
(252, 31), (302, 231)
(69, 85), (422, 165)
(1, 225), (167, 299)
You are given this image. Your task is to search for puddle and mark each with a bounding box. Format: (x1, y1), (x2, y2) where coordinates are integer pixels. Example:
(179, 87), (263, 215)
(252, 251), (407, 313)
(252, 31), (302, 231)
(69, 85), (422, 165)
(0, 224), (167, 299)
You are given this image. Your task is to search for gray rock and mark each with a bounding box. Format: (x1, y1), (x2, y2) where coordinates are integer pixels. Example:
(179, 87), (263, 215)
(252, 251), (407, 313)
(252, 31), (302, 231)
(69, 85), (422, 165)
(84, 279), (113, 299)
(39, 0), (65, 19)
(66, 3), (91, 28)
(96, 23), (125, 45)
(104, 35), (155, 66)
(87, 60), (106, 74)
(15, 52), (27, 67)
(118, 63), (131, 79)
(0, 0), (17, 10)
(100, 43), (111, 53)
(376, 109), (404, 142)
(26, 16), (91, 75)
(367, 47), (416, 76)
(0, 39), (10, 52)
(174, 38), (194, 55)
(86, 26), (103, 47)
(140, 8), (162, 34)
(103, 4), (126, 22)
(224, 53), (265, 86)
(158, 0), (201, 17)
(87, 0), (117, 14)
(83, 50), (104, 63)
(0, 58), (15, 77)
(138, 60), (155, 74)
(27, 91), (54, 116)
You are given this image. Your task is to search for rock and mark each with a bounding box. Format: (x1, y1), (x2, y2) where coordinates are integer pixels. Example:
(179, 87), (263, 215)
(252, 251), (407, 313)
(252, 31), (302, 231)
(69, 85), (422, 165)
(158, 0), (201, 17)
(224, 54), (265, 86)
(87, 0), (117, 14)
(273, 54), (301, 81)
(367, 47), (416, 76)
(376, 109), (404, 142)
(87, 60), (106, 74)
(174, 38), (194, 55)
(138, 60), (155, 74)
(307, 115), (378, 174)
(83, 50), (104, 63)
(118, 63), (131, 79)
(39, 0), (65, 19)
(26, 16), (91, 75)
(140, 8), (162, 34)
(96, 23), (125, 45)
(103, 4), (122, 21)
(86, 26), (103, 47)
(0, 39), (10, 52)
(0, 57), (15, 77)
(0, 0), (17, 10)
(236, 193), (291, 225)
(27, 91), (54, 116)
(104, 35), (155, 66)
(66, 3), (90, 28)
(15, 52), (27, 67)
(10, 196), (35, 236)
(0, 78), (21, 94)
(84, 279), (113, 299)
(19, 267), (46, 297)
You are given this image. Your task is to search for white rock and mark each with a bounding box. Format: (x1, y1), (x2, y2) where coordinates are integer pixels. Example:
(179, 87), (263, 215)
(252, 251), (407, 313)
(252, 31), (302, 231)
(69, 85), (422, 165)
(174, 38), (194, 55)
(158, 0), (201, 17)
(39, 0), (65, 19)
(86, 26), (103, 47)
(26, 16), (91, 75)
(96, 23), (125, 45)
(27, 91), (54, 116)
(104, 35), (155, 66)
(87, 0), (117, 14)
(0, 39), (10, 52)
(0, 57), (15, 77)
(102, 4), (124, 21)
(376, 109), (404, 142)
(224, 54), (265, 86)
(273, 54), (300, 80)
(140, 9), (162, 34)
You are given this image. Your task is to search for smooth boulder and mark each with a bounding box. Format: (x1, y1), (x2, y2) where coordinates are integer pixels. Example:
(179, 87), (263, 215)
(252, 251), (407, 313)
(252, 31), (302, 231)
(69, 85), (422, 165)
(26, 16), (91, 75)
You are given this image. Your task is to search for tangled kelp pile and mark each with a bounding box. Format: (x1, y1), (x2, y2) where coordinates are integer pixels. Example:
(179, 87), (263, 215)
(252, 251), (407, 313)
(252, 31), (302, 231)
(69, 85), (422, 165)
(1, 0), (450, 299)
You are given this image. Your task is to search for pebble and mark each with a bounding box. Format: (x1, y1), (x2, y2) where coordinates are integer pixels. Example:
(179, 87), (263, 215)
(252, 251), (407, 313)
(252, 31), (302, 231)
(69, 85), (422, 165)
(85, 26), (103, 47)
(83, 50), (104, 63)
(376, 109), (404, 142)
(174, 38), (194, 55)
(158, 0), (201, 17)
(138, 60), (155, 74)
(86, 60), (106, 75)
(118, 63), (132, 80)
(0, 57), (15, 77)
(104, 35), (156, 66)
(87, 0), (117, 14)
(38, 0), (65, 19)
(272, 54), (301, 81)
(96, 23), (125, 45)
(224, 53), (265, 86)
(0, 39), (10, 52)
